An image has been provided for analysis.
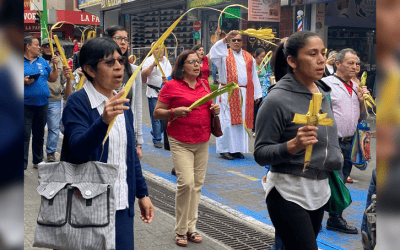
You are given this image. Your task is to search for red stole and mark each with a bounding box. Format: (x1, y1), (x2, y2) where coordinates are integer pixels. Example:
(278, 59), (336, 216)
(225, 49), (255, 129)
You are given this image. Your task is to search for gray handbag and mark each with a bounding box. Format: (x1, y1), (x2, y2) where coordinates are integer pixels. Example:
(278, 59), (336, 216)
(33, 161), (119, 250)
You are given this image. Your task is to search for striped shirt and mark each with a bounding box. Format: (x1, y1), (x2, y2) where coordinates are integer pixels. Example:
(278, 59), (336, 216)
(83, 82), (129, 210)
(322, 75), (360, 138)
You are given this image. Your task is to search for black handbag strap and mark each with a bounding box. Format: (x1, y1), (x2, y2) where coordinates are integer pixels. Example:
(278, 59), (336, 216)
(333, 75), (358, 94)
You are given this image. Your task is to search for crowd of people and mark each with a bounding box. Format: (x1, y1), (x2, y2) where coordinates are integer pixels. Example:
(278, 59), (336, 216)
(24, 26), (376, 249)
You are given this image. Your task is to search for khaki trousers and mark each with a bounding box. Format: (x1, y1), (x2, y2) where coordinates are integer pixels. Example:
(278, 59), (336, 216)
(169, 136), (209, 235)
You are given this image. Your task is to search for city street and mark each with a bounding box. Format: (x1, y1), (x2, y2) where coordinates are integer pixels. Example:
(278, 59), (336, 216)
(24, 84), (375, 250)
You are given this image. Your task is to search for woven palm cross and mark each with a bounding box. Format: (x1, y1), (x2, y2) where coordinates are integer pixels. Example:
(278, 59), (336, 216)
(292, 93), (334, 173)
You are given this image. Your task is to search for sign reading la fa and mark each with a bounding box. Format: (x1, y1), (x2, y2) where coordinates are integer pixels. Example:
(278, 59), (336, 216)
(81, 14), (100, 23)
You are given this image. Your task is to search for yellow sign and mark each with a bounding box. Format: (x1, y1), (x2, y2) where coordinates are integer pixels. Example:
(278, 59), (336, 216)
(79, 0), (101, 9)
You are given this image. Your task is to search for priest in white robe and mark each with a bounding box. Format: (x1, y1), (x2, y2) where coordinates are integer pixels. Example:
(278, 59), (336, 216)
(210, 30), (262, 160)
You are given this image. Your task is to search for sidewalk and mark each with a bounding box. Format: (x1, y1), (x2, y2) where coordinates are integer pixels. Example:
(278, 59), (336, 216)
(24, 141), (231, 250)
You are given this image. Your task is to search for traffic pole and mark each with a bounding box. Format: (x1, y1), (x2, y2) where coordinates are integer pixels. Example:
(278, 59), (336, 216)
(41, 0), (48, 42)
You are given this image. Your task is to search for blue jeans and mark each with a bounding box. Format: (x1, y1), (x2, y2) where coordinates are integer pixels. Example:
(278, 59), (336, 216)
(46, 100), (62, 154)
(361, 168), (376, 250)
(339, 140), (353, 183)
(148, 97), (163, 144)
(211, 62), (217, 83)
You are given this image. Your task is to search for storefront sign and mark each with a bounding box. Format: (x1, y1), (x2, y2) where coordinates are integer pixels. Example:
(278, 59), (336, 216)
(24, 0), (31, 10)
(248, 0), (280, 22)
(325, 0), (376, 28)
(24, 10), (37, 24)
(102, 0), (121, 8)
(79, 0), (101, 9)
(188, 0), (230, 8)
(25, 23), (41, 32)
(57, 10), (100, 25)
(193, 21), (201, 31)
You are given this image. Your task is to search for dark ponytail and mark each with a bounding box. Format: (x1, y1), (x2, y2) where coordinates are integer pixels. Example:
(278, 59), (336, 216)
(273, 42), (287, 82)
(273, 31), (319, 82)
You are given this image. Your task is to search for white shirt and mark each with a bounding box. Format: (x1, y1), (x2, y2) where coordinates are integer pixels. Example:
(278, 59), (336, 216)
(142, 55), (172, 98)
(210, 39), (262, 94)
(322, 75), (361, 138)
(83, 82), (129, 210)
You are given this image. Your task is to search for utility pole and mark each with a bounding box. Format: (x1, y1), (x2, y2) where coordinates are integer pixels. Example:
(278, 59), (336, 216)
(41, 0), (48, 42)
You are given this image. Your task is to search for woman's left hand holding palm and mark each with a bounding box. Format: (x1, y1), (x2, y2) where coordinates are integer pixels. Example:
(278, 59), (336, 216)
(210, 103), (220, 115)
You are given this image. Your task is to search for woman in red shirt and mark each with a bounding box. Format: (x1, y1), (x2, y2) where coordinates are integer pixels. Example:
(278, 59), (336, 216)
(192, 44), (210, 83)
(154, 50), (220, 247)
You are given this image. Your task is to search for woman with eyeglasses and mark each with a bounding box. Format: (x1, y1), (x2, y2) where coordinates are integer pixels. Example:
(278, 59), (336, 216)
(192, 44), (210, 83)
(153, 50), (220, 247)
(105, 25), (144, 160)
(61, 37), (154, 249)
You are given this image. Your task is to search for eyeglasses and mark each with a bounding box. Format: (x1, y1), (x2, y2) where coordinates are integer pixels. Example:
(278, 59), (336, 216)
(113, 36), (129, 43)
(99, 56), (126, 67)
(231, 39), (242, 42)
(185, 59), (201, 65)
(42, 44), (51, 48)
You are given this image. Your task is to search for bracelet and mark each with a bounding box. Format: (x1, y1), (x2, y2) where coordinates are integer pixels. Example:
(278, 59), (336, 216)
(170, 108), (174, 119)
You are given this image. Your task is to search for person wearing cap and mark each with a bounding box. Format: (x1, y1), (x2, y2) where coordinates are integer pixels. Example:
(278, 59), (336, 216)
(40, 37), (73, 163)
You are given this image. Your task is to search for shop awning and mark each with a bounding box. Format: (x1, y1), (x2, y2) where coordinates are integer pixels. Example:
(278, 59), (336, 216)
(57, 10), (100, 26)
(24, 10), (37, 24)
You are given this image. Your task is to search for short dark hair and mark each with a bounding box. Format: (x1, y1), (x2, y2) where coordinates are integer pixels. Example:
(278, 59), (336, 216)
(192, 44), (203, 51)
(79, 37), (122, 82)
(171, 50), (200, 80)
(273, 31), (319, 81)
(104, 25), (132, 77)
(254, 48), (265, 58)
(24, 36), (38, 52)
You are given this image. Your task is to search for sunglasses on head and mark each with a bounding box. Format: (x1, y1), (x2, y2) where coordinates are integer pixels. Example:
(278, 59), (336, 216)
(185, 59), (201, 65)
(99, 56), (126, 67)
(231, 39), (242, 42)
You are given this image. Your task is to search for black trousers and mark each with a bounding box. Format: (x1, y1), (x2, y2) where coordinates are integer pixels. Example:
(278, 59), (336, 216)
(24, 104), (48, 169)
(266, 188), (325, 250)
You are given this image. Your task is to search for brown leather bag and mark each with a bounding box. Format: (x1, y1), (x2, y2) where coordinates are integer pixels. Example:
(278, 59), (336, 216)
(201, 80), (223, 137)
(211, 114), (223, 137)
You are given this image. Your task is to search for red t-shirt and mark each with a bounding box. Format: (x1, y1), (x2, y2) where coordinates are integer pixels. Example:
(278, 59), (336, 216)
(158, 78), (212, 144)
(200, 57), (210, 82)
(73, 44), (79, 53)
(343, 81), (353, 95)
